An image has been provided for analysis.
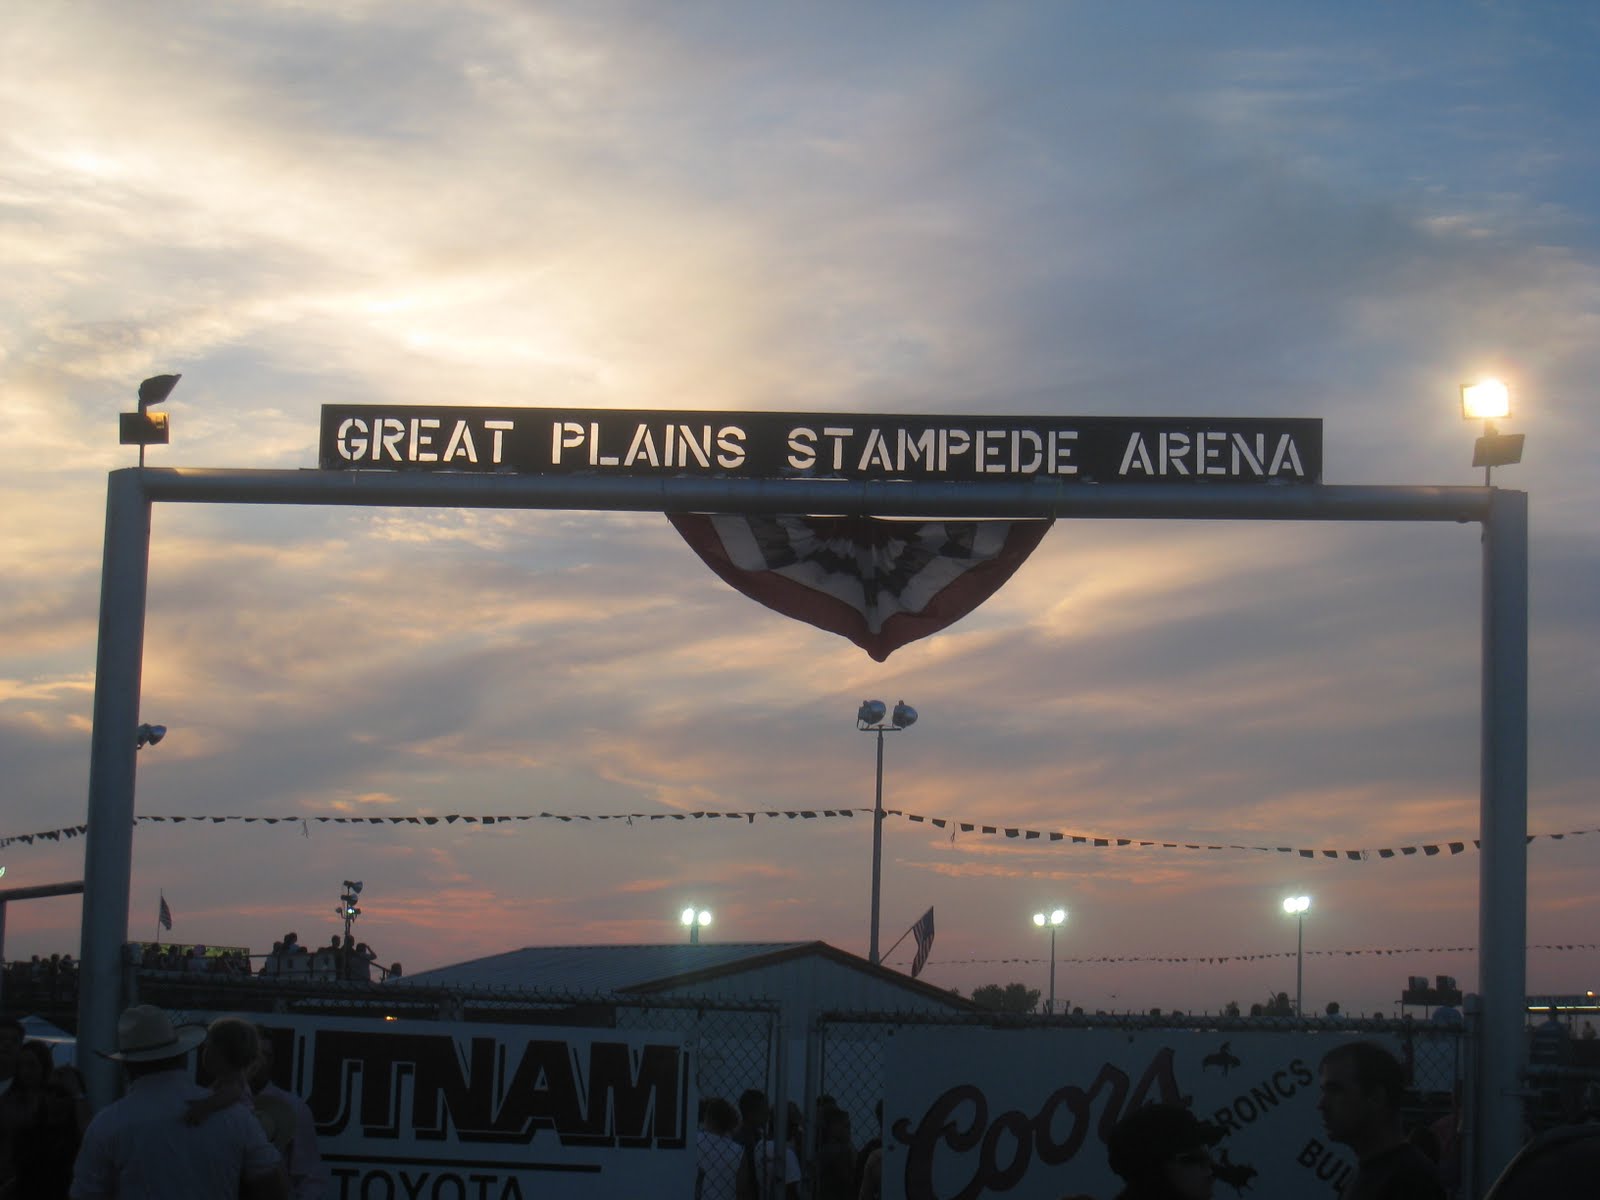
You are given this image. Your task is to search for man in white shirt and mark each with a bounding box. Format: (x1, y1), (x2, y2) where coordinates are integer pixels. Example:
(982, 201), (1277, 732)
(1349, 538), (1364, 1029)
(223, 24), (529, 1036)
(70, 1005), (286, 1200)
(696, 1097), (743, 1200)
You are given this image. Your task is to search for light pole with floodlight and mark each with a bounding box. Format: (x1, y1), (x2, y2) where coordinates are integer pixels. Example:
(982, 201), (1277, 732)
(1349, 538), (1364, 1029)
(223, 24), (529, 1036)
(1461, 378), (1524, 486)
(681, 906), (711, 944)
(1033, 907), (1067, 1014)
(1283, 895), (1311, 1016)
(857, 699), (917, 965)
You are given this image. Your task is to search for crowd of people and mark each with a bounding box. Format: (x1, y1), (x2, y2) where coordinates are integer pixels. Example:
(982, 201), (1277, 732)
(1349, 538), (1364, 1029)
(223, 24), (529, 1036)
(0, 1007), (1575, 1200)
(0, 1016), (95, 1197)
(0, 954), (79, 1003)
(257, 931), (399, 982)
(138, 944), (252, 975)
(0, 1006), (331, 1199)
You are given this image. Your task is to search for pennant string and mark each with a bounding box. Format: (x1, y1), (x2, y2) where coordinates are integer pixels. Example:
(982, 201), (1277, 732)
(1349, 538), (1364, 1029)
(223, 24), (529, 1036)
(1, 809), (1594, 863)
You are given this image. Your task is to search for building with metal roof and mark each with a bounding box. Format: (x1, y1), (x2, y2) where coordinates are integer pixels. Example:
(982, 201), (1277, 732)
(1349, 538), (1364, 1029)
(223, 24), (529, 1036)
(400, 940), (975, 1018)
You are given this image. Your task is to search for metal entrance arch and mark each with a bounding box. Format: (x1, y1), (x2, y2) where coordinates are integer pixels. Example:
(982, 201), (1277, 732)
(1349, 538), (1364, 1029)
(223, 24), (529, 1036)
(78, 467), (1527, 1194)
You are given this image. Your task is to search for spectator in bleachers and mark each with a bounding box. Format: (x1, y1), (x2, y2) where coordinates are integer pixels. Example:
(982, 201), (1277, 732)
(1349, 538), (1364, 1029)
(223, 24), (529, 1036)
(260, 942), (284, 977)
(313, 937), (341, 982)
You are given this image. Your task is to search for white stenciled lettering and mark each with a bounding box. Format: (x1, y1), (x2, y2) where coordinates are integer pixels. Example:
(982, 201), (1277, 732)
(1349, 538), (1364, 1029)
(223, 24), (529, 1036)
(1159, 432), (1192, 475)
(858, 429), (895, 471)
(899, 428), (935, 471)
(409, 417), (440, 463)
(1231, 433), (1265, 475)
(442, 421), (478, 463)
(822, 426), (854, 471)
(715, 426), (747, 469)
(786, 427), (818, 470)
(1201, 430), (1227, 475)
(1050, 430), (1078, 475)
(484, 420), (513, 464)
(674, 424), (712, 468)
(1012, 430), (1043, 474)
(624, 424), (660, 467)
(376, 417), (407, 462)
(1269, 434), (1305, 476)
(977, 431), (1008, 474)
(337, 418), (369, 460)
(553, 421), (584, 464)
(1119, 433), (1156, 476)
(940, 429), (971, 471)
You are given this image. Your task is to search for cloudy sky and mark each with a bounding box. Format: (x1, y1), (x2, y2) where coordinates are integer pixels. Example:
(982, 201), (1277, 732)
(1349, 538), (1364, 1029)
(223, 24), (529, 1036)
(2, 2), (1596, 1017)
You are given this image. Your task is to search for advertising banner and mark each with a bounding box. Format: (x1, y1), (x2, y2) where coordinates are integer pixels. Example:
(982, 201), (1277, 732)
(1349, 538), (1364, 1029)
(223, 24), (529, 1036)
(244, 1014), (693, 1200)
(882, 1027), (1383, 1200)
(318, 405), (1322, 485)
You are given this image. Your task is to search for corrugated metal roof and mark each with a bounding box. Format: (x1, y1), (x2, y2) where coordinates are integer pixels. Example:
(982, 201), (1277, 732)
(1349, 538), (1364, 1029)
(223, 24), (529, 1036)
(398, 942), (813, 996)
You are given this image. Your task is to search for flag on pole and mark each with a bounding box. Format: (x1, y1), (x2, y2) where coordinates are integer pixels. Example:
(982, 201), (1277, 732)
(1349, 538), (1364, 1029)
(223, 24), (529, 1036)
(910, 907), (935, 978)
(159, 893), (173, 932)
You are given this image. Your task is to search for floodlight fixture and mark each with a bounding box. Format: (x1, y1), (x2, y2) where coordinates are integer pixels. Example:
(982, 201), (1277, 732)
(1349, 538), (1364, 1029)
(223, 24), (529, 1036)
(1460, 378), (1524, 484)
(857, 700), (887, 728)
(1032, 907), (1068, 1012)
(1461, 379), (1510, 421)
(891, 701), (918, 730)
(681, 906), (712, 943)
(138, 374), (182, 411)
(122, 374), (180, 464)
(134, 723), (166, 749)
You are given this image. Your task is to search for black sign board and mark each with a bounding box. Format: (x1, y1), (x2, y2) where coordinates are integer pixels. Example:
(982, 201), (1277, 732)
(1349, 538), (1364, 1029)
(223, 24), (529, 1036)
(318, 406), (1321, 485)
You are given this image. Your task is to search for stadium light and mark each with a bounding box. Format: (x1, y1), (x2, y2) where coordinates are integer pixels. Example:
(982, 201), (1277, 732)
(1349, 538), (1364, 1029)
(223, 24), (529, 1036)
(857, 700), (918, 964)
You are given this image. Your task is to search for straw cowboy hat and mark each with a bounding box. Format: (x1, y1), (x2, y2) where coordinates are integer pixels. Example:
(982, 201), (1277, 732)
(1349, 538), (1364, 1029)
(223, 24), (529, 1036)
(100, 1005), (207, 1062)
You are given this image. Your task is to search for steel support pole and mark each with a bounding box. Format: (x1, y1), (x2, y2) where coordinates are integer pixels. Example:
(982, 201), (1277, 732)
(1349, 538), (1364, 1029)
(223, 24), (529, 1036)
(77, 471), (152, 1109)
(1295, 915), (1304, 1018)
(1473, 488), (1528, 1196)
(1048, 927), (1057, 1015)
(868, 729), (885, 966)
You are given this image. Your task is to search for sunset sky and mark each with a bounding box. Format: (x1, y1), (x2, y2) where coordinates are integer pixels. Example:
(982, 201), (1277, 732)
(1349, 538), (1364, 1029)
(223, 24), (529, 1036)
(2, 2), (1597, 1018)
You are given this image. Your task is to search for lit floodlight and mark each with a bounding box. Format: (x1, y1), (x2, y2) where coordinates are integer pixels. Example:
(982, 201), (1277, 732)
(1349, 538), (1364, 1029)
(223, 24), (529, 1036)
(681, 906), (711, 943)
(1283, 895), (1311, 915)
(857, 700), (887, 727)
(891, 701), (918, 730)
(1032, 906), (1068, 1013)
(1461, 379), (1510, 421)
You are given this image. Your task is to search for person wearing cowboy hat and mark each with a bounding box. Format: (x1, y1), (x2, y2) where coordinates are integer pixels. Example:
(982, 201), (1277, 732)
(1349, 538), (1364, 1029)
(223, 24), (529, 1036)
(69, 1005), (286, 1200)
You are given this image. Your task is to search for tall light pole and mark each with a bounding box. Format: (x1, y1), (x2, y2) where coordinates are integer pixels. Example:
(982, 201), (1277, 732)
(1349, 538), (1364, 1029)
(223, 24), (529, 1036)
(857, 699), (917, 965)
(681, 906), (711, 945)
(1033, 907), (1067, 1013)
(1283, 895), (1311, 1016)
(338, 880), (363, 940)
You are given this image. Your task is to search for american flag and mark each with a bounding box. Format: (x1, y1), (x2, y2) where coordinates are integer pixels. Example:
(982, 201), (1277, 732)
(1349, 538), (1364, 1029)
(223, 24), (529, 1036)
(158, 893), (173, 932)
(910, 907), (935, 978)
